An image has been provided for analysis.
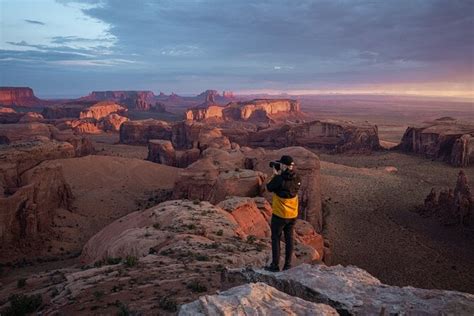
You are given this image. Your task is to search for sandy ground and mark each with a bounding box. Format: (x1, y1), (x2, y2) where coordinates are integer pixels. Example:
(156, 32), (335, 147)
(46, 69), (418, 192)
(319, 151), (474, 293)
(0, 155), (179, 275)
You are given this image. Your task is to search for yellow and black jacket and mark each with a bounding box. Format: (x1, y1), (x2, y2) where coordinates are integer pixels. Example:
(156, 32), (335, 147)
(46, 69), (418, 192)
(266, 170), (301, 219)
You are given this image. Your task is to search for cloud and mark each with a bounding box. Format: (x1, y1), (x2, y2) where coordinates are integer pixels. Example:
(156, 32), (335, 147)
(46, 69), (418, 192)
(3, 0), (473, 95)
(24, 19), (45, 25)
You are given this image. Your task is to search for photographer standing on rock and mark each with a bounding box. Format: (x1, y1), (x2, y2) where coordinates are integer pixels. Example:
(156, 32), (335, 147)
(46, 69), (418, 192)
(265, 155), (301, 272)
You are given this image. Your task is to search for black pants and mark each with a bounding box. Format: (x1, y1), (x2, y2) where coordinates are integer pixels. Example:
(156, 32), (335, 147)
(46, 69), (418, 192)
(271, 215), (296, 267)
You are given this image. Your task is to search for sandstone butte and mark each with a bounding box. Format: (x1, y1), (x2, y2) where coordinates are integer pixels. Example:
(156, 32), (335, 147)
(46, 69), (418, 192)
(0, 87), (44, 107)
(395, 117), (474, 167)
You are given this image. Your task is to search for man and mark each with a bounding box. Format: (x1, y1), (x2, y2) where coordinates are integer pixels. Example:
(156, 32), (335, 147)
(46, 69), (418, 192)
(265, 155), (301, 272)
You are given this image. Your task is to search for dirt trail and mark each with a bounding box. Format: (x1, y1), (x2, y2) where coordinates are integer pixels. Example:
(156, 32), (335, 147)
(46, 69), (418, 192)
(320, 152), (474, 293)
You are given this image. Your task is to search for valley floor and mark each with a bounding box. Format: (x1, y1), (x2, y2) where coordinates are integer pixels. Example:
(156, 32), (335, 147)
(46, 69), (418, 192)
(319, 151), (474, 293)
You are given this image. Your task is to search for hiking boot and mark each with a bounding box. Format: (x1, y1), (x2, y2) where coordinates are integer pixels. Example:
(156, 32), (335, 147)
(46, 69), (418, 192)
(264, 264), (280, 272)
(283, 264), (292, 271)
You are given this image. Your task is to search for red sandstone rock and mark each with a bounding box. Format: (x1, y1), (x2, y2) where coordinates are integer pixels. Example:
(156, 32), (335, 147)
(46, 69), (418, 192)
(395, 118), (474, 167)
(18, 112), (44, 123)
(42, 105), (85, 119)
(79, 101), (127, 120)
(421, 170), (472, 226)
(185, 98), (300, 122)
(217, 197), (271, 238)
(0, 107), (16, 113)
(235, 120), (380, 152)
(147, 140), (177, 166)
(119, 119), (172, 144)
(99, 113), (129, 132)
(0, 163), (72, 243)
(0, 87), (44, 107)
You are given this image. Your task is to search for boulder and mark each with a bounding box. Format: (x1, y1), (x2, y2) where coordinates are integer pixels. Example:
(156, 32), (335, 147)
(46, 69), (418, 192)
(395, 118), (474, 166)
(223, 264), (474, 316)
(179, 282), (338, 316)
(217, 197), (272, 238)
(172, 158), (265, 204)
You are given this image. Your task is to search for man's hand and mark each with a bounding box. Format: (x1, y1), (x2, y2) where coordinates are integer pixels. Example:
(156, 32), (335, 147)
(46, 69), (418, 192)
(272, 168), (280, 175)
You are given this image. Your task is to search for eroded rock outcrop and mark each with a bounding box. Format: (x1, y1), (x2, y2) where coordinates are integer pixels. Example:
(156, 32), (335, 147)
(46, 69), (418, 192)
(42, 105), (85, 119)
(234, 119), (380, 152)
(185, 98), (301, 123)
(179, 282), (338, 316)
(420, 170), (472, 226)
(0, 122), (94, 156)
(172, 158), (265, 204)
(223, 264), (474, 315)
(0, 163), (72, 244)
(395, 118), (474, 166)
(119, 119), (172, 144)
(79, 101), (127, 120)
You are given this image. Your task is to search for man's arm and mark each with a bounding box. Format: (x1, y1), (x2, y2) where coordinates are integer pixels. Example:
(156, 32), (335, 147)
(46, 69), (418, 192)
(266, 174), (282, 192)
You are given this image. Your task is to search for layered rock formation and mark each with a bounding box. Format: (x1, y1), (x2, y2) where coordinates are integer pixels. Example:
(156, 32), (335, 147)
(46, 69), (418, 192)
(223, 264), (474, 315)
(42, 102), (128, 134)
(185, 98), (301, 123)
(0, 122), (94, 155)
(230, 119), (380, 152)
(0, 163), (72, 244)
(42, 105), (85, 119)
(395, 118), (474, 166)
(179, 282), (338, 316)
(0, 87), (43, 107)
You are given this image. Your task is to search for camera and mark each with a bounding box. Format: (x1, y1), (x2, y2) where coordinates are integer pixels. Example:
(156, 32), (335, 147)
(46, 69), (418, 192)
(269, 161), (281, 171)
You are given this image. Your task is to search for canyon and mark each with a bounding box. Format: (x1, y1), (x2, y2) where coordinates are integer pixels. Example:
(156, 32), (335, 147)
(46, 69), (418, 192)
(0, 86), (473, 315)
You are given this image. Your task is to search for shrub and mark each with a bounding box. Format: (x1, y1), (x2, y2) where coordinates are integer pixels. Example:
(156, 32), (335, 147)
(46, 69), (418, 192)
(195, 254), (210, 261)
(93, 290), (104, 300)
(153, 223), (161, 229)
(3, 294), (42, 316)
(17, 278), (26, 288)
(124, 255), (138, 267)
(246, 235), (257, 244)
(106, 257), (122, 265)
(187, 280), (207, 293)
(216, 229), (223, 236)
(158, 296), (177, 312)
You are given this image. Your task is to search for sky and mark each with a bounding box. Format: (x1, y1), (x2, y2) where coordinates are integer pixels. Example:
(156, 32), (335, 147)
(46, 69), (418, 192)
(0, 0), (473, 98)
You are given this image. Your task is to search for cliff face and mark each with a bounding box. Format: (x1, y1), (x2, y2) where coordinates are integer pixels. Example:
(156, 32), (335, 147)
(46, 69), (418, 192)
(184, 99), (301, 122)
(0, 87), (42, 106)
(395, 119), (474, 166)
(42, 105), (85, 119)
